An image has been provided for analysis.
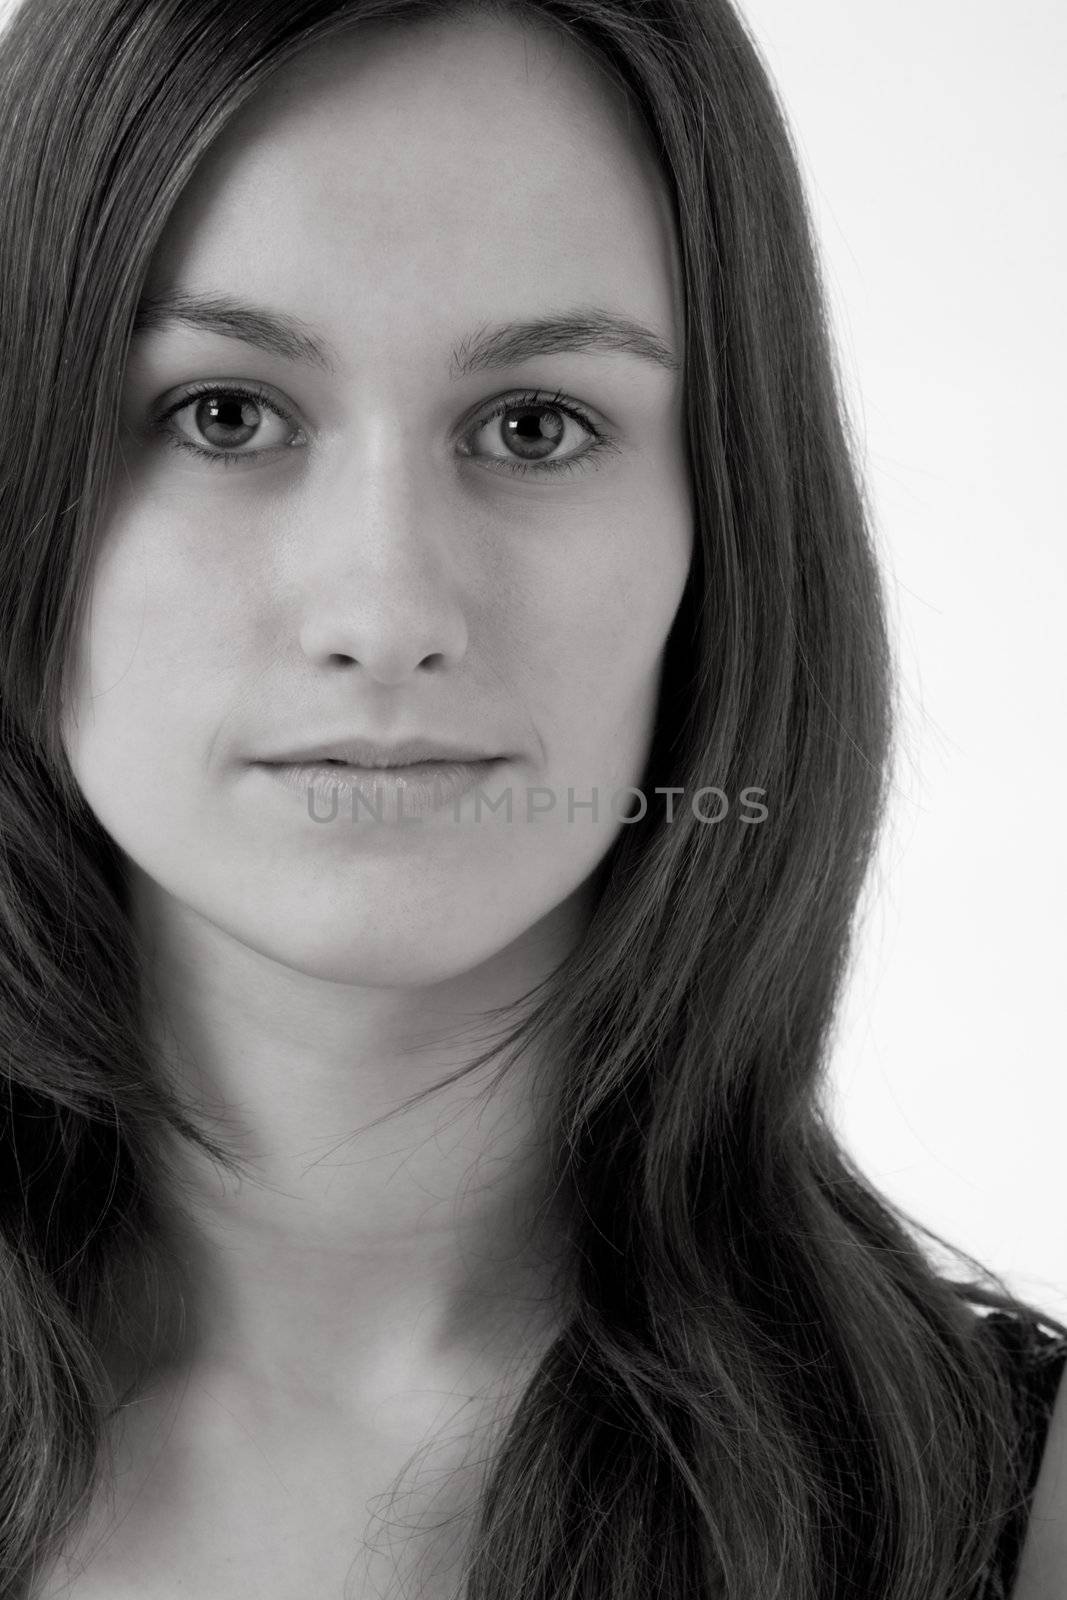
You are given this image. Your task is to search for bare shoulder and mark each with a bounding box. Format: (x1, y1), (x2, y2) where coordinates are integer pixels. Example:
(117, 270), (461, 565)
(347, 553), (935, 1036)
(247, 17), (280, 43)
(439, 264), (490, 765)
(1011, 1352), (1067, 1599)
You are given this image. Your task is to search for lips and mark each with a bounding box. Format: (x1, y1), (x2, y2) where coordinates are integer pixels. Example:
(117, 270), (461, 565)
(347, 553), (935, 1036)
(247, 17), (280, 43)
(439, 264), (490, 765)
(259, 736), (500, 768)
(260, 755), (504, 820)
(288, 757), (491, 779)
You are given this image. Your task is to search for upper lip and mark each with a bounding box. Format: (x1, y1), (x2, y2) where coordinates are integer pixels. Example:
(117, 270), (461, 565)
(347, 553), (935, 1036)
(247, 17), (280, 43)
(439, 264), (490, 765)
(259, 736), (501, 769)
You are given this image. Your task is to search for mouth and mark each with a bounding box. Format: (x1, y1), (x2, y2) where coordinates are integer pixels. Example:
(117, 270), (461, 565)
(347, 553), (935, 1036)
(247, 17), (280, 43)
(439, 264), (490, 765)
(265, 756), (501, 777)
(258, 754), (507, 821)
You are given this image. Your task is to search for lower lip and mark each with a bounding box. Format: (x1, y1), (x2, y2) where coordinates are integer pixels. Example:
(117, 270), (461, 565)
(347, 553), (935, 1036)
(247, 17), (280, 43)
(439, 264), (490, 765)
(258, 759), (504, 820)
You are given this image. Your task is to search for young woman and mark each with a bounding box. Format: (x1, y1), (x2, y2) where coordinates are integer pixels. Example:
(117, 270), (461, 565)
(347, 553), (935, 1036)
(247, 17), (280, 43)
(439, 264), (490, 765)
(0, 1), (1063, 1596)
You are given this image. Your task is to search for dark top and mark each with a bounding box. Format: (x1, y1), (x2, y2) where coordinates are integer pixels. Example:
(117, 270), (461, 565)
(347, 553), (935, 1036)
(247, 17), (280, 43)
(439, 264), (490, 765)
(974, 1307), (1067, 1597)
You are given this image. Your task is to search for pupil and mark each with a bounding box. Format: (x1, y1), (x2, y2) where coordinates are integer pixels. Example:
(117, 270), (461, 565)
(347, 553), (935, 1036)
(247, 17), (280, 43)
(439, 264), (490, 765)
(198, 395), (259, 446)
(212, 397), (254, 427)
(505, 406), (564, 456)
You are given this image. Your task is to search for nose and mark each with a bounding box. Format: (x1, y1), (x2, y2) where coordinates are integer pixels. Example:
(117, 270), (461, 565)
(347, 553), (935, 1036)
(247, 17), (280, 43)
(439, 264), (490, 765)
(295, 449), (471, 686)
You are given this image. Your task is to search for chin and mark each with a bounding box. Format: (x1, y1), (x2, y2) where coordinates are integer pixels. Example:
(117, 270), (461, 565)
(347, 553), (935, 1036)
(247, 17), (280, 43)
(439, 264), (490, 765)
(225, 909), (519, 991)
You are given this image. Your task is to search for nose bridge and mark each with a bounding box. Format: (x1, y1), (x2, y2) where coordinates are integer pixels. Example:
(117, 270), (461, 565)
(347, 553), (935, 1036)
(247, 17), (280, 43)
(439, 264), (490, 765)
(295, 427), (470, 680)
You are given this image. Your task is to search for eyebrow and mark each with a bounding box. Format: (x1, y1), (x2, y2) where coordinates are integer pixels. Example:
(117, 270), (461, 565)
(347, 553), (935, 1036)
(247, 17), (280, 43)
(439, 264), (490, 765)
(130, 290), (681, 379)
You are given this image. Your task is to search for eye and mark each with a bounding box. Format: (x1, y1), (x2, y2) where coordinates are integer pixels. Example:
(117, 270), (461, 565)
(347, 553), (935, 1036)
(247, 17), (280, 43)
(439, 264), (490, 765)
(461, 389), (619, 478)
(151, 383), (304, 467)
(147, 382), (620, 477)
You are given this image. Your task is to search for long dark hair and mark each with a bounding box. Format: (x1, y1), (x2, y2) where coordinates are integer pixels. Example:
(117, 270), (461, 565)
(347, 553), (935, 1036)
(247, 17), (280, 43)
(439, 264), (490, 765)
(0, 0), (1060, 1595)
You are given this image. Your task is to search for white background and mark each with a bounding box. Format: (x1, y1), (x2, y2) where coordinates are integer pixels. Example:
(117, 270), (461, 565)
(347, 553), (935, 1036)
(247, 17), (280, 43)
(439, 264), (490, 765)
(2, 0), (1064, 1316)
(737, 0), (1067, 1320)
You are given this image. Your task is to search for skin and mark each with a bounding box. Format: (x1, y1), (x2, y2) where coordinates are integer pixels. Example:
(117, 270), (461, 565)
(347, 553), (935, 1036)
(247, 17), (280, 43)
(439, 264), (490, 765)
(54, 8), (691, 1591)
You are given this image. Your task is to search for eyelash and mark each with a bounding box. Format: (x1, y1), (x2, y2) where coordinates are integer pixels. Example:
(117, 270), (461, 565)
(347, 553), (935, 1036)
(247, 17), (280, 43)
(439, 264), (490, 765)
(150, 382), (618, 478)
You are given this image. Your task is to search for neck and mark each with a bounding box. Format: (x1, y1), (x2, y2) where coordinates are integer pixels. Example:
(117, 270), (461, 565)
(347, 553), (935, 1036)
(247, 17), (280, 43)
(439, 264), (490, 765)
(112, 868), (585, 1409)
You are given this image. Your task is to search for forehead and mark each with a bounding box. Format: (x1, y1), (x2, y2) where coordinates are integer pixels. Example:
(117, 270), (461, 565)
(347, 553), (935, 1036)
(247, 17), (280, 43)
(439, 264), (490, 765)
(143, 10), (684, 375)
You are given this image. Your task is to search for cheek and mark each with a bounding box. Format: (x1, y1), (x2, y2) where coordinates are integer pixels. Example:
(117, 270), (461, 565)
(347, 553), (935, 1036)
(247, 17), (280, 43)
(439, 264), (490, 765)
(519, 499), (691, 727)
(63, 514), (235, 776)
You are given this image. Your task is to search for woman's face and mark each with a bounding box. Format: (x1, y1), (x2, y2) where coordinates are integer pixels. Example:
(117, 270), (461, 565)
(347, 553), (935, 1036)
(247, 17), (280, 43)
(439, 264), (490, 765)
(61, 9), (692, 987)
